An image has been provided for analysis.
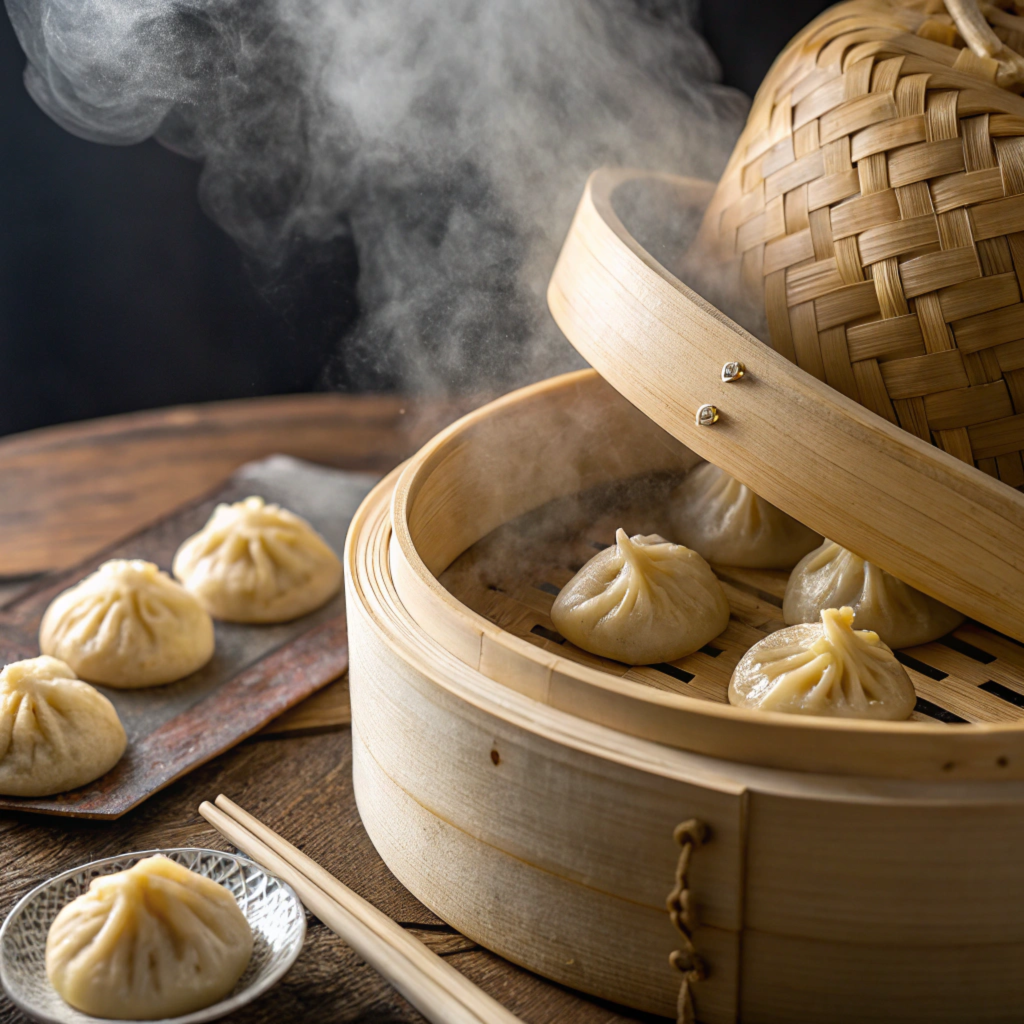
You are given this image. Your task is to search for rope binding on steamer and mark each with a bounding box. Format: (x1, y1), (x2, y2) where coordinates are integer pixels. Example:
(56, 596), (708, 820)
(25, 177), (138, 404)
(666, 818), (709, 1024)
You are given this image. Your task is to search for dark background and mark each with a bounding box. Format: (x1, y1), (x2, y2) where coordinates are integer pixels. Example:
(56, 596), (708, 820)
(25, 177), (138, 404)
(0, 0), (831, 437)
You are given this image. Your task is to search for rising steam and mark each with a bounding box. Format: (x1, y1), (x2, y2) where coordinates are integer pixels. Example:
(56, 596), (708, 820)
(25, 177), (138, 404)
(5, 0), (748, 391)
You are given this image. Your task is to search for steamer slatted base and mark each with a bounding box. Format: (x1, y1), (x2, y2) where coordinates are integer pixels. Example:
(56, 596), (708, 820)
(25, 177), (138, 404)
(439, 478), (1024, 727)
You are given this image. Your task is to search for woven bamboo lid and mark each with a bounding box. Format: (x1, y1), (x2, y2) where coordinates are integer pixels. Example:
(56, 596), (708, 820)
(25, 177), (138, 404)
(700, 0), (1024, 486)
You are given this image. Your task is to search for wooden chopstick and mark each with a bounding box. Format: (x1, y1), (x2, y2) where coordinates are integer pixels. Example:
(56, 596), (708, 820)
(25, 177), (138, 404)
(199, 796), (523, 1024)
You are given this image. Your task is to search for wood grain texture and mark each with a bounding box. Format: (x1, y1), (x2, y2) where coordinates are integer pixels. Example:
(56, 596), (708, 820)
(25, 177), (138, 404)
(0, 731), (649, 1024)
(0, 393), (472, 577)
(260, 674), (351, 736)
(547, 169), (1024, 643)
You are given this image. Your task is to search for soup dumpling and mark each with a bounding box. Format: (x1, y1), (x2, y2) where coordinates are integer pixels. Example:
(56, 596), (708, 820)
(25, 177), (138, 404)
(670, 462), (821, 569)
(729, 606), (916, 720)
(46, 854), (253, 1020)
(784, 540), (964, 649)
(0, 656), (126, 797)
(173, 496), (342, 623)
(550, 529), (730, 665)
(40, 560), (215, 688)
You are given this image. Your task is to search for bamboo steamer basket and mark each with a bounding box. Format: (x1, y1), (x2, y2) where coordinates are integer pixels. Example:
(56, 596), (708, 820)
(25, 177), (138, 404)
(345, 4), (1024, 1017)
(698, 0), (1024, 486)
(347, 382), (1024, 1024)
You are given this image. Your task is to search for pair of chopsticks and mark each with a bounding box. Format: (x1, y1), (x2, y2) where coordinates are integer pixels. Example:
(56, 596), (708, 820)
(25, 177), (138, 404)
(199, 796), (524, 1024)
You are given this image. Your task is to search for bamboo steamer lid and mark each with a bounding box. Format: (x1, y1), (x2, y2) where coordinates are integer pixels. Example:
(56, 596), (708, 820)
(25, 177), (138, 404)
(547, 0), (1024, 644)
(699, 0), (1024, 486)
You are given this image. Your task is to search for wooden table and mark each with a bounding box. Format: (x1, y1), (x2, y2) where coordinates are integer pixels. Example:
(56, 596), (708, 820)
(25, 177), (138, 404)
(0, 395), (652, 1024)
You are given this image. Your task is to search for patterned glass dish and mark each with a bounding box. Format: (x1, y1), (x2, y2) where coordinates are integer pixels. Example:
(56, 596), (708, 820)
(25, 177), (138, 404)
(0, 847), (306, 1024)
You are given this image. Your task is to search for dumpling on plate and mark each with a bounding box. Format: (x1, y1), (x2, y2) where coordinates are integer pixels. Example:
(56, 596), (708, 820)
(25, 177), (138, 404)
(670, 462), (821, 569)
(40, 560), (215, 688)
(550, 529), (730, 665)
(783, 540), (964, 649)
(46, 854), (253, 1020)
(729, 606), (916, 720)
(173, 497), (342, 623)
(0, 656), (126, 797)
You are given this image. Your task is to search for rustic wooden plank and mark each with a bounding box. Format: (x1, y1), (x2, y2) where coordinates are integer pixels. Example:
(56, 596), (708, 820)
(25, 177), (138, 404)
(0, 395), (472, 577)
(261, 674), (352, 736)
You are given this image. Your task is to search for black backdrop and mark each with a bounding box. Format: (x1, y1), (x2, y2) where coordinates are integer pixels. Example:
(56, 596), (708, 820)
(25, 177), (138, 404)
(0, 0), (831, 437)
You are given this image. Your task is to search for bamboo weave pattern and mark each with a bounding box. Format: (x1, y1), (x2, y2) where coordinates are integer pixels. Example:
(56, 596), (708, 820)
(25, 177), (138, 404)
(699, 0), (1024, 487)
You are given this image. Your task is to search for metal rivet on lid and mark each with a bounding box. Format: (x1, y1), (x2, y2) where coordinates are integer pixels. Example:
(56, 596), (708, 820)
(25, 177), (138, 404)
(721, 361), (745, 383)
(696, 404), (719, 427)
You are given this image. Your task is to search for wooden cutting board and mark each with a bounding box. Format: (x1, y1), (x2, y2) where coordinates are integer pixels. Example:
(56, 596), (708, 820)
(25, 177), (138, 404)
(0, 456), (376, 819)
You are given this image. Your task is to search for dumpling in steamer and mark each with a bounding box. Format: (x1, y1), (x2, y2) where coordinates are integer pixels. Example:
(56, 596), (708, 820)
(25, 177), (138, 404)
(550, 529), (730, 665)
(729, 606), (916, 720)
(40, 560), (215, 688)
(46, 854), (253, 1020)
(173, 496), (342, 623)
(670, 462), (821, 569)
(0, 656), (126, 797)
(784, 540), (965, 649)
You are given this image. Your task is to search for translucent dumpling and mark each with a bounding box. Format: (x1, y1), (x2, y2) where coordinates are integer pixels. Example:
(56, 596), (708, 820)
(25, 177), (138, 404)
(784, 540), (965, 649)
(550, 529), (730, 665)
(40, 560), (215, 688)
(173, 496), (342, 623)
(46, 854), (253, 1019)
(0, 656), (126, 796)
(670, 462), (821, 569)
(729, 606), (916, 720)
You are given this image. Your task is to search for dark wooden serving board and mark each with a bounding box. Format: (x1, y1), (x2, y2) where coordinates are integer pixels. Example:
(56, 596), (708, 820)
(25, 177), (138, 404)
(0, 456), (377, 819)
